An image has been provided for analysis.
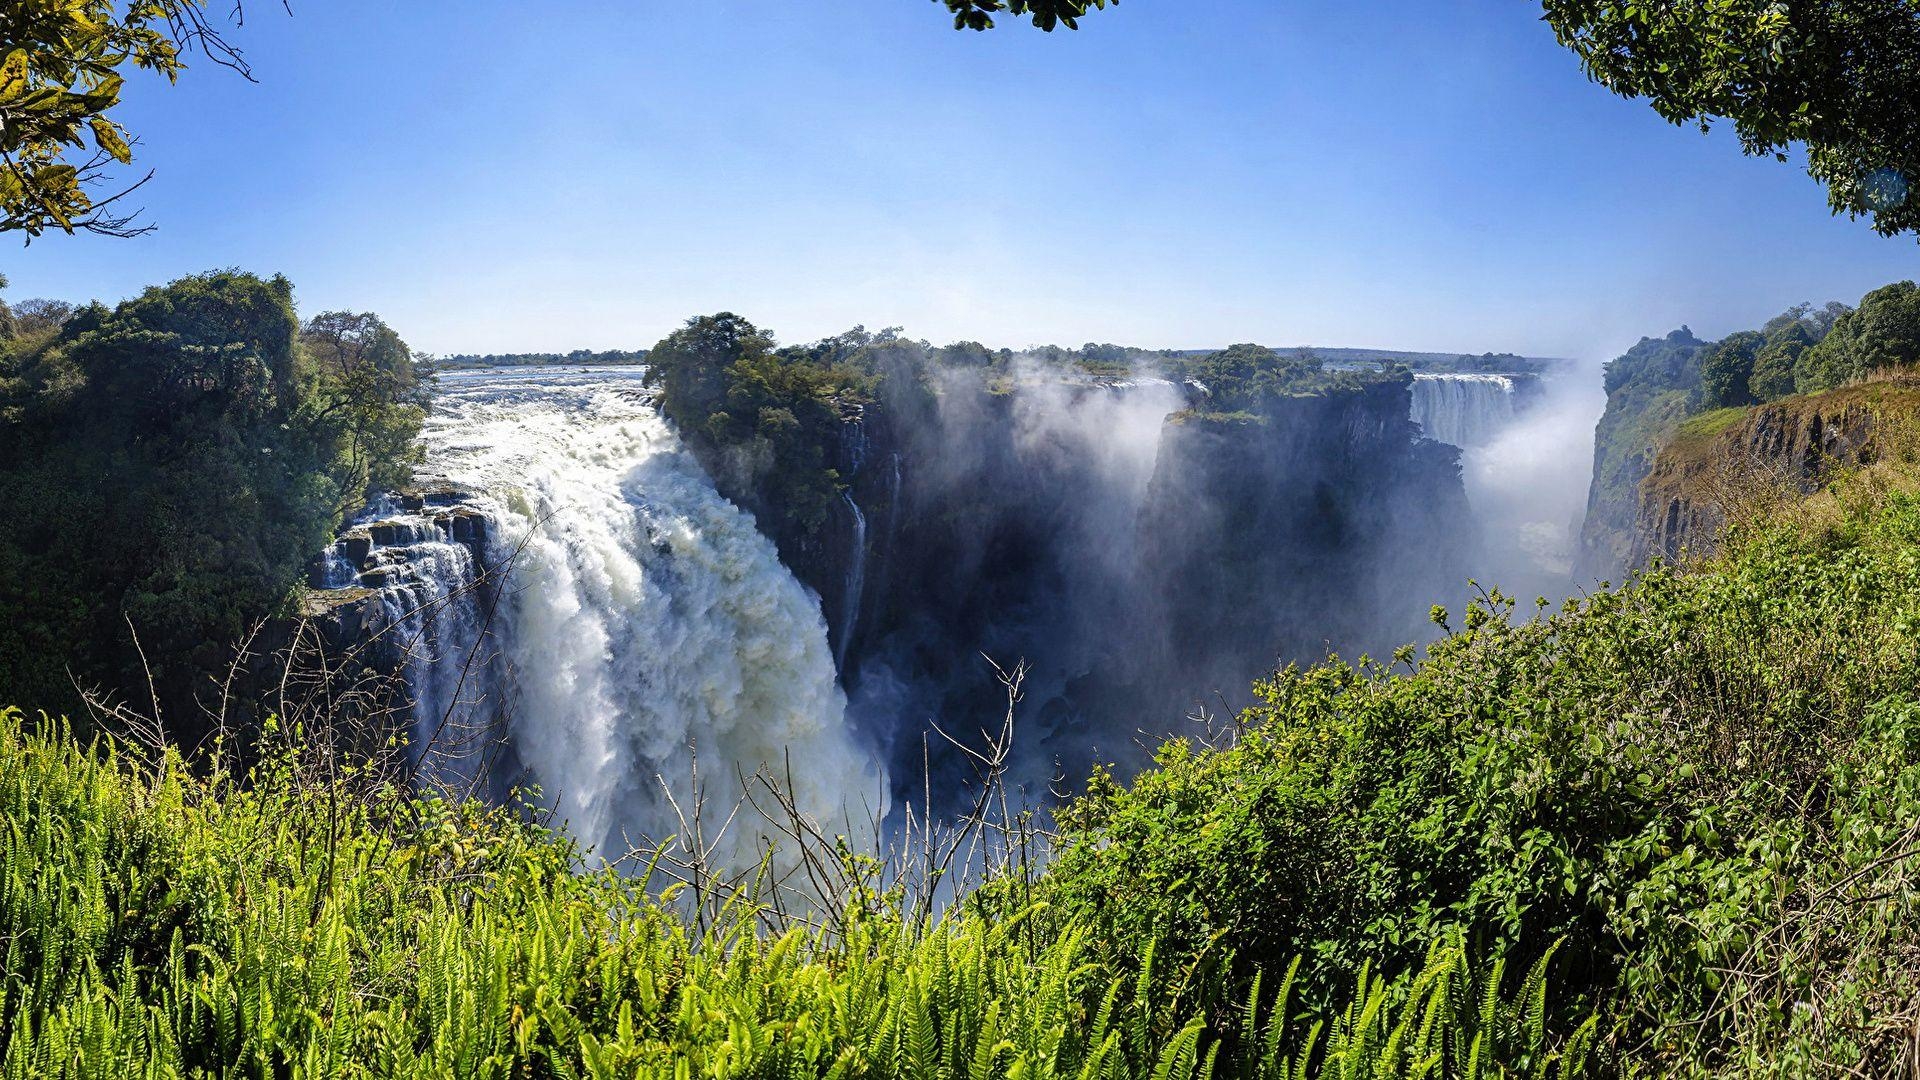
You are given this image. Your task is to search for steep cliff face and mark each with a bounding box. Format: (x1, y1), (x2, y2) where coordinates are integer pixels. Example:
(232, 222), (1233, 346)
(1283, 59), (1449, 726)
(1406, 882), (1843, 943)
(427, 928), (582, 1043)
(297, 485), (499, 728)
(1630, 378), (1920, 566)
(1578, 329), (1708, 581)
(1136, 379), (1469, 685)
(805, 373), (1474, 790)
(306, 370), (1476, 812)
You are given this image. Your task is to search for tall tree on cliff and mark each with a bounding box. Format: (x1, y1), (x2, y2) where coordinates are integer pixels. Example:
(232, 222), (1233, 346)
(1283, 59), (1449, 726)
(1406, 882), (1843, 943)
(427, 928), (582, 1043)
(0, 271), (425, 726)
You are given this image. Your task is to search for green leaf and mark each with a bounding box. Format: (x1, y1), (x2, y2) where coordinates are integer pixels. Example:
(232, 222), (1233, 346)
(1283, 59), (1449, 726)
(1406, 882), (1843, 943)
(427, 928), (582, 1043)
(0, 50), (27, 102)
(89, 117), (131, 164)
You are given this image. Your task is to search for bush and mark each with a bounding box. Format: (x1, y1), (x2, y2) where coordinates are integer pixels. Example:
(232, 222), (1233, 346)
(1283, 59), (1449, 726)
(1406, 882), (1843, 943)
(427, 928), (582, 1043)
(1042, 480), (1920, 1073)
(0, 710), (1584, 1079)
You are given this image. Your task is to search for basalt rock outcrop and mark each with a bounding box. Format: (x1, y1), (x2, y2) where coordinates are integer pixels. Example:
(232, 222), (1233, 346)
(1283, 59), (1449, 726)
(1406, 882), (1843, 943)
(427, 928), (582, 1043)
(299, 485), (496, 666)
(1630, 378), (1920, 566)
(1136, 379), (1470, 690)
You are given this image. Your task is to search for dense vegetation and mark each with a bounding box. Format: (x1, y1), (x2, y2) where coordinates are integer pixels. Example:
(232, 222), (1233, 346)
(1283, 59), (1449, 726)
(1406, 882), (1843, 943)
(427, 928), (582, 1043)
(1048, 455), (1920, 1074)
(1577, 329), (1708, 578)
(1695, 290), (1920, 409)
(642, 313), (881, 542)
(0, 272), (425, 735)
(13, 415), (1920, 1075)
(1171, 343), (1396, 421)
(0, 708), (1581, 1079)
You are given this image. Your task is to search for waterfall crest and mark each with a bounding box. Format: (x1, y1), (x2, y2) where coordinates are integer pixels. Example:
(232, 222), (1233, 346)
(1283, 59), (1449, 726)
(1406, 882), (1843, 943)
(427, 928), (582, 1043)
(391, 367), (885, 868)
(1411, 373), (1516, 448)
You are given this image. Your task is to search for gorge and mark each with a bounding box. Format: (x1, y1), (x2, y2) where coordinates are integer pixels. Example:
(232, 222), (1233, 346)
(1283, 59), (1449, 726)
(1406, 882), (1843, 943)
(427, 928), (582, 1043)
(309, 355), (1577, 864)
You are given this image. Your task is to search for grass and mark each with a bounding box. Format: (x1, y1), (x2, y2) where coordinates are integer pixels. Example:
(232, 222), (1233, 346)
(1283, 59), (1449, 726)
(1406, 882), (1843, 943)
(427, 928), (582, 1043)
(1671, 406), (1747, 442)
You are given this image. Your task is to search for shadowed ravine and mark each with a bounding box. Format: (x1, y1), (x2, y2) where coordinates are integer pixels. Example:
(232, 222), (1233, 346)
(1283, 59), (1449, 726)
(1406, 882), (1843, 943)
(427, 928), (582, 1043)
(317, 363), (1595, 870)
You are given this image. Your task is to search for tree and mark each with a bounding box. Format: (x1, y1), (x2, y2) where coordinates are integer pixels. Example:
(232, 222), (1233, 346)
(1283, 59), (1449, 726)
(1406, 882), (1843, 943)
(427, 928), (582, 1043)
(0, 271), (424, 726)
(644, 312), (779, 425)
(1750, 324), (1814, 402)
(1699, 330), (1764, 409)
(936, 340), (996, 368)
(937, 0), (1115, 31)
(299, 311), (429, 494)
(1191, 343), (1323, 412)
(1, 0), (254, 239)
(1540, 0), (1920, 236)
(1796, 280), (1920, 391)
(645, 313), (876, 542)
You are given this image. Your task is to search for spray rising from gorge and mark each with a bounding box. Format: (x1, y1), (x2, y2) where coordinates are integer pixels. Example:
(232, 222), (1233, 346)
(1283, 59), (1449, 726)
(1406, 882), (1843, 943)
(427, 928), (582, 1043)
(316, 351), (1599, 869)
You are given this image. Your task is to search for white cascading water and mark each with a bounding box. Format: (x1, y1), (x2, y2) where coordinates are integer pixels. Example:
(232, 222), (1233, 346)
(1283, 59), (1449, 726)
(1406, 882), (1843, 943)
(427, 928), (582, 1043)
(1410, 373), (1516, 449)
(362, 517), (490, 782)
(410, 367), (885, 870)
(837, 491), (867, 670)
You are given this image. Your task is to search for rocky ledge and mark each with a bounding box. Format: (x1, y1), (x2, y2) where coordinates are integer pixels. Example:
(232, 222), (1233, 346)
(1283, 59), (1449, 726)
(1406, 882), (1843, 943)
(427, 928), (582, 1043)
(300, 485), (496, 649)
(1631, 377), (1920, 566)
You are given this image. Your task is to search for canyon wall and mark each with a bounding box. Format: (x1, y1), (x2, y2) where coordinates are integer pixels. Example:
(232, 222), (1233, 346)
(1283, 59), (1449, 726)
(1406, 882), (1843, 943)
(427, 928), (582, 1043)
(1630, 378), (1920, 566)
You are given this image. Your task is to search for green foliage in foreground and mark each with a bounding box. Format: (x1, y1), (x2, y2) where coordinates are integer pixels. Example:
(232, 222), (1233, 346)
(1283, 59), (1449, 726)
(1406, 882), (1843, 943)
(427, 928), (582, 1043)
(13, 468), (1920, 1076)
(0, 711), (1582, 1079)
(1043, 475), (1920, 1076)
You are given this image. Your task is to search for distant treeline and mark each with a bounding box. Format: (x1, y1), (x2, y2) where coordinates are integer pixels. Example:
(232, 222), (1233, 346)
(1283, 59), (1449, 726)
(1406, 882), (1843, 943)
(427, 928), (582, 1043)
(436, 348), (647, 368)
(1308, 348), (1556, 373)
(432, 341), (1551, 376)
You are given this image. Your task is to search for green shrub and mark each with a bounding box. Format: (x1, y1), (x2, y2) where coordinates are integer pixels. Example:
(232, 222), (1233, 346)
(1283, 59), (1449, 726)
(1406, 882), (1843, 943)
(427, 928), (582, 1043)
(1043, 486), (1920, 1073)
(0, 710), (1584, 1079)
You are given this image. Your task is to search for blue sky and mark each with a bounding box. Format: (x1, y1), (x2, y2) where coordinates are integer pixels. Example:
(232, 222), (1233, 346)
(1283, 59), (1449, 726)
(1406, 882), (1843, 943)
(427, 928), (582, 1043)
(6, 0), (1917, 361)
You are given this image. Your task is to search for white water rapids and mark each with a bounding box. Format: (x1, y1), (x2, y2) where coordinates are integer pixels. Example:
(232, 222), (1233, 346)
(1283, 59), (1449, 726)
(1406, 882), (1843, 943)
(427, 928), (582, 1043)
(412, 367), (885, 869)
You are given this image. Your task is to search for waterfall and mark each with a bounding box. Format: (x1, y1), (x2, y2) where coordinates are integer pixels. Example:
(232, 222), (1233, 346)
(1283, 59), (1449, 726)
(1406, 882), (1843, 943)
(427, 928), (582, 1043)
(833, 414), (873, 672)
(341, 367), (884, 871)
(361, 520), (491, 782)
(837, 491), (867, 671)
(1410, 373), (1517, 448)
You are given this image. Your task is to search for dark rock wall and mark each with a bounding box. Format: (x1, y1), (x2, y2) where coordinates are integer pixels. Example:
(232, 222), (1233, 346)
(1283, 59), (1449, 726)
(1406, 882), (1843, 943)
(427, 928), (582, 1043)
(1136, 380), (1470, 695)
(781, 374), (1475, 793)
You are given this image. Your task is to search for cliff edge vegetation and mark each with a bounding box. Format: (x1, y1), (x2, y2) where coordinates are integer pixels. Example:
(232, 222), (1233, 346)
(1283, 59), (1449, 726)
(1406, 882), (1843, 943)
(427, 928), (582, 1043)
(1581, 281), (1920, 579)
(0, 272), (426, 735)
